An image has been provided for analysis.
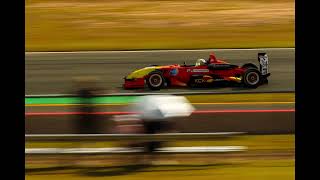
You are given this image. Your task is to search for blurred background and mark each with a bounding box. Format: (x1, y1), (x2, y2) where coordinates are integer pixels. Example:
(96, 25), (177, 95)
(26, 0), (294, 51)
(25, 0), (295, 180)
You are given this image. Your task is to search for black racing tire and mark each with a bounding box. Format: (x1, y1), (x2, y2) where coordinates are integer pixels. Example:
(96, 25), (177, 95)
(146, 71), (165, 90)
(241, 63), (258, 70)
(243, 68), (262, 88)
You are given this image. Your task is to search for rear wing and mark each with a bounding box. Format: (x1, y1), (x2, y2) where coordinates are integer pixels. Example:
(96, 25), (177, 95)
(258, 53), (269, 76)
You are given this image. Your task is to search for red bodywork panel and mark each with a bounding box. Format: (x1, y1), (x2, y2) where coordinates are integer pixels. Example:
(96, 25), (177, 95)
(209, 52), (227, 64)
(123, 78), (145, 89)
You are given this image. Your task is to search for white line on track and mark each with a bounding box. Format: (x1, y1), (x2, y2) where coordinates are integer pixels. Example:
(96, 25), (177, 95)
(25, 90), (295, 97)
(25, 146), (247, 154)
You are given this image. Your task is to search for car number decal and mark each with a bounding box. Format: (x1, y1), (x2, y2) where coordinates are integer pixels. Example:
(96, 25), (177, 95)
(192, 69), (209, 73)
(258, 54), (269, 75)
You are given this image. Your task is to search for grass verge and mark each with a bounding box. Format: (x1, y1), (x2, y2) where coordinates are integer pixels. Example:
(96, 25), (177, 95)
(26, 0), (294, 51)
(26, 158), (294, 180)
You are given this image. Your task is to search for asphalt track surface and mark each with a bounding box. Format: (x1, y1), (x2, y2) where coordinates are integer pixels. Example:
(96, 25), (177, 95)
(25, 48), (295, 95)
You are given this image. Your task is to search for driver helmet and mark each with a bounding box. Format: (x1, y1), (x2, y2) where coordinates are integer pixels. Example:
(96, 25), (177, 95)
(195, 59), (206, 66)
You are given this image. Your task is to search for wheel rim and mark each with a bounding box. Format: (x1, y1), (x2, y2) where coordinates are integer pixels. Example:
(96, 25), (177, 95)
(246, 72), (259, 85)
(149, 74), (163, 87)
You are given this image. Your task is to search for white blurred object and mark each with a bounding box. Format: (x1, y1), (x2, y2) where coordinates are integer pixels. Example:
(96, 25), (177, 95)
(131, 95), (195, 120)
(112, 114), (144, 134)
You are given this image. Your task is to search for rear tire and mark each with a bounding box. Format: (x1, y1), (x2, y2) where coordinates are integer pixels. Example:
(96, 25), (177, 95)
(146, 71), (165, 90)
(243, 68), (261, 88)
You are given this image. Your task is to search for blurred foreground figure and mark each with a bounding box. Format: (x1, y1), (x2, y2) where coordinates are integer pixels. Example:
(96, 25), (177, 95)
(113, 114), (145, 149)
(73, 77), (103, 134)
(132, 95), (195, 153)
(60, 77), (105, 166)
(113, 114), (144, 134)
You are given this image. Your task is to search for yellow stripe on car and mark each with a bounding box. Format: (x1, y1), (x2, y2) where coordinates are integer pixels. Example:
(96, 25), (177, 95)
(126, 67), (158, 79)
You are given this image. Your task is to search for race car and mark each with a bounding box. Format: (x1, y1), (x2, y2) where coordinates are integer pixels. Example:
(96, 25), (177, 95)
(123, 52), (270, 90)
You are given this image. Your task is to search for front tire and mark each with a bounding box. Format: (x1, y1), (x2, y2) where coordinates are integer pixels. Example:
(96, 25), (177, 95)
(243, 68), (261, 88)
(146, 71), (165, 90)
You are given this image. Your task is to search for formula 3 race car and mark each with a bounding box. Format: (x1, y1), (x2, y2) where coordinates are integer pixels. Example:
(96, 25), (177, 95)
(123, 52), (270, 90)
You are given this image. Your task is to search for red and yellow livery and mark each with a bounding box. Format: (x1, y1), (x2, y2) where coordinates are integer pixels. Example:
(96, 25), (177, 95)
(124, 52), (270, 90)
